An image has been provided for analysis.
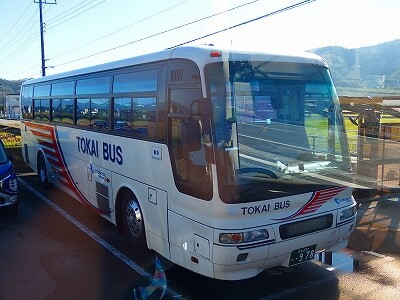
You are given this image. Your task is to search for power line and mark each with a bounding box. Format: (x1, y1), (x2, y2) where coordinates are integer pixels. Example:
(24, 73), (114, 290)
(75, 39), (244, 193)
(0, 7), (39, 55)
(8, 63), (41, 80)
(46, 0), (100, 23)
(47, 0), (106, 29)
(0, 1), (33, 47)
(0, 27), (40, 69)
(0, 5), (54, 68)
(8, 0), (190, 79)
(48, 0), (192, 61)
(167, 0), (317, 49)
(3, 0), (105, 79)
(53, 0), (262, 68)
(9, 0), (317, 78)
(0, 28), (40, 66)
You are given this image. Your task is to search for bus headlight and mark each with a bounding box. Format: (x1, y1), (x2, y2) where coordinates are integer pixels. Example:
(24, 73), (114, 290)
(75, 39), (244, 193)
(219, 229), (269, 244)
(340, 206), (356, 221)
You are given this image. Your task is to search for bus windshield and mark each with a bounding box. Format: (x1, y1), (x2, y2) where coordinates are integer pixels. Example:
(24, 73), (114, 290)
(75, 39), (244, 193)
(206, 58), (352, 204)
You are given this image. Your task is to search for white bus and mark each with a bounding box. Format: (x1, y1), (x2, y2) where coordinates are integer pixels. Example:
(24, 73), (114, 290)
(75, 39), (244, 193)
(20, 45), (357, 280)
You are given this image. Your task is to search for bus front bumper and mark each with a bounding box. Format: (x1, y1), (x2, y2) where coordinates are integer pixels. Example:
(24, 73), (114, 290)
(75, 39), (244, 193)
(212, 219), (356, 280)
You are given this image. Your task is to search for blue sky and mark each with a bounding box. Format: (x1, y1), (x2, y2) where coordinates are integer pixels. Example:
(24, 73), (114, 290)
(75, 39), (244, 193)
(0, 0), (399, 80)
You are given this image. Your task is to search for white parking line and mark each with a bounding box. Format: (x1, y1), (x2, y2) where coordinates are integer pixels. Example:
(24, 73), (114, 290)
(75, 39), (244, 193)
(18, 177), (184, 300)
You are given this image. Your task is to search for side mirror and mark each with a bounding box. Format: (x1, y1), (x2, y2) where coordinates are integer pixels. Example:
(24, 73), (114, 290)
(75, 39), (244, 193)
(180, 119), (201, 152)
(189, 98), (212, 117)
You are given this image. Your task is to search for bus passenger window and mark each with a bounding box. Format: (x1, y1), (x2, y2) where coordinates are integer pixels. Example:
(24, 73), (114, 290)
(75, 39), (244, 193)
(76, 99), (90, 126)
(41, 99), (50, 121)
(114, 98), (132, 132)
(33, 85), (50, 97)
(113, 70), (158, 92)
(22, 86), (33, 119)
(33, 99), (41, 120)
(76, 98), (109, 129)
(52, 99), (62, 122)
(33, 99), (50, 121)
(76, 76), (110, 95)
(51, 81), (74, 96)
(91, 98), (109, 130)
(61, 99), (74, 124)
(113, 97), (156, 138)
(132, 97), (156, 137)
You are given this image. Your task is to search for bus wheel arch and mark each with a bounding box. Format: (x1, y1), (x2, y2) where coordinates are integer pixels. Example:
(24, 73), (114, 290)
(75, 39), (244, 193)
(117, 188), (148, 250)
(37, 151), (50, 188)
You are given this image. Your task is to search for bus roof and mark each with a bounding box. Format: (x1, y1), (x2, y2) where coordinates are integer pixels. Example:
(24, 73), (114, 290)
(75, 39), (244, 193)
(23, 45), (328, 85)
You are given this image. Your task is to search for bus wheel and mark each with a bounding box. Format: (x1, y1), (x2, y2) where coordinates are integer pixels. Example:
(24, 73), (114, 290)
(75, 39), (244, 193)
(121, 192), (147, 250)
(37, 153), (50, 188)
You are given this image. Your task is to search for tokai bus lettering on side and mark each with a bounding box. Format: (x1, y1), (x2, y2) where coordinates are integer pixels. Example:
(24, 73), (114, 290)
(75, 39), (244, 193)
(77, 136), (123, 165)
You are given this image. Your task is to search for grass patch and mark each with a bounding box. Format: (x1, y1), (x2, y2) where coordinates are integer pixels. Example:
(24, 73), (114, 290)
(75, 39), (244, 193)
(0, 131), (21, 148)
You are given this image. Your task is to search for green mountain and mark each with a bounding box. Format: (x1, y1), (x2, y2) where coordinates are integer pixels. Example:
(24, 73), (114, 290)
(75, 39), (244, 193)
(1, 78), (24, 95)
(308, 39), (400, 91)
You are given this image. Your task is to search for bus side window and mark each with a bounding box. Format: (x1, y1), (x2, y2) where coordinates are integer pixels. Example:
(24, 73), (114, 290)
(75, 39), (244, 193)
(22, 86), (33, 119)
(132, 97), (156, 138)
(114, 97), (132, 132)
(33, 99), (50, 121)
(113, 97), (156, 138)
(52, 99), (62, 122)
(76, 98), (91, 126)
(61, 99), (74, 124)
(90, 98), (109, 130)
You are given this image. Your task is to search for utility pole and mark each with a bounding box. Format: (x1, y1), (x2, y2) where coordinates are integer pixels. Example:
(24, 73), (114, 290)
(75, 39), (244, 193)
(34, 0), (57, 77)
(0, 81), (4, 116)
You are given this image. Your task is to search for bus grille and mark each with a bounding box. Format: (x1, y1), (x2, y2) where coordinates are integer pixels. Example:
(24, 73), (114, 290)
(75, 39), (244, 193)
(279, 214), (333, 240)
(170, 68), (183, 82)
(95, 181), (110, 211)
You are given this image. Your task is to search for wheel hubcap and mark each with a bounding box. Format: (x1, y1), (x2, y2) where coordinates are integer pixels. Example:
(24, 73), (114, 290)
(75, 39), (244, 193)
(126, 200), (143, 237)
(39, 159), (46, 182)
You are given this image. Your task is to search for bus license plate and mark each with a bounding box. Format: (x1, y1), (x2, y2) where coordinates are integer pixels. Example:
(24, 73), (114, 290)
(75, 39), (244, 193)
(289, 244), (316, 266)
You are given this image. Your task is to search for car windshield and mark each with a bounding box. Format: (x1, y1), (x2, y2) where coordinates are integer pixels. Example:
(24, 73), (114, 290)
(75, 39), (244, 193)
(206, 58), (352, 204)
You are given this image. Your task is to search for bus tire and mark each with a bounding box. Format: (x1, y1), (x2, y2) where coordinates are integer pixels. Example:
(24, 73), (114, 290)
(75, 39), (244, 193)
(121, 192), (147, 250)
(37, 152), (50, 188)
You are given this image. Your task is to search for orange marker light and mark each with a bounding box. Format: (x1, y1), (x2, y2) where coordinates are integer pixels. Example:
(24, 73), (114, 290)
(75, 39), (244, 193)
(210, 51), (221, 57)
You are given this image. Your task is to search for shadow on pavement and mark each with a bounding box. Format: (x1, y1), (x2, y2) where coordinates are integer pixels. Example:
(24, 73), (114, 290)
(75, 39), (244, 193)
(349, 193), (400, 254)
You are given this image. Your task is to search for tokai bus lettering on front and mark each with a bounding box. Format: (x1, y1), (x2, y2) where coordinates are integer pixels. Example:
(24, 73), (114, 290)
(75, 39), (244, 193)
(241, 200), (290, 216)
(76, 136), (123, 165)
